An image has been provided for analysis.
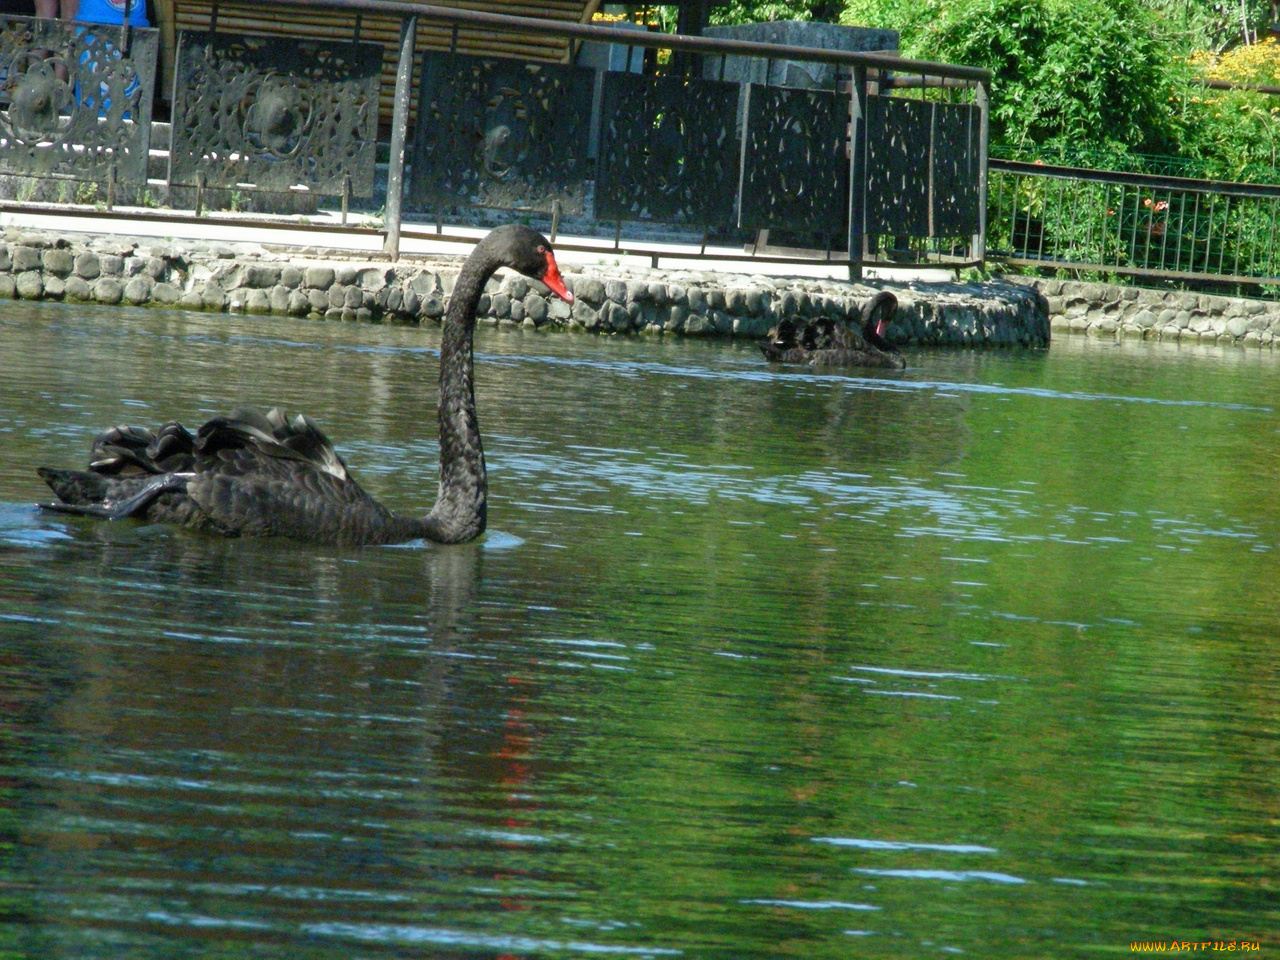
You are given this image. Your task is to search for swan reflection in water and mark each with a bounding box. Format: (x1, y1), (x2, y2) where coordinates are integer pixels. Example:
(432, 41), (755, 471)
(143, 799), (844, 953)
(37, 225), (575, 547)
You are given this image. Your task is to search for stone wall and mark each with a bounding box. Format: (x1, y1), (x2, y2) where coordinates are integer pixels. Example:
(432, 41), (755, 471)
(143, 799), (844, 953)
(0, 229), (1049, 346)
(1015, 276), (1280, 346)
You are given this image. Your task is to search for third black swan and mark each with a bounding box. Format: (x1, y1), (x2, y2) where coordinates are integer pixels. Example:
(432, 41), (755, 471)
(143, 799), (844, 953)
(760, 290), (903, 369)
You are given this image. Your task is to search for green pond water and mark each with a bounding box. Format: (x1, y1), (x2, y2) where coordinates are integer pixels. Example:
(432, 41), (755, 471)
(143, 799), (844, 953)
(0, 300), (1276, 958)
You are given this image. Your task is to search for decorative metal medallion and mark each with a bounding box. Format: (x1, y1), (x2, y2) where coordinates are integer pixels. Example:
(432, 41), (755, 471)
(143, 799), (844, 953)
(0, 15), (157, 181)
(738, 83), (849, 235)
(409, 52), (594, 215)
(864, 96), (932, 238)
(929, 101), (980, 237)
(596, 73), (739, 227)
(169, 31), (382, 196)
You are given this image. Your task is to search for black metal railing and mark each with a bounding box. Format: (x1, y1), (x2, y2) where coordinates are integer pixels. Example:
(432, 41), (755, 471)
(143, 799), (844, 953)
(0, 0), (991, 274)
(989, 158), (1280, 288)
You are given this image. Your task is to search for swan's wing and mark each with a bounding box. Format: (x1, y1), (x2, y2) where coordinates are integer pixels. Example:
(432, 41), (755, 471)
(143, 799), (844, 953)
(197, 408), (350, 481)
(189, 409), (397, 543)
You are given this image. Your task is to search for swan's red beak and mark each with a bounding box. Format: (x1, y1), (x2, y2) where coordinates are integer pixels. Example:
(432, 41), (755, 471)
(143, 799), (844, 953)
(541, 252), (574, 303)
(874, 317), (889, 338)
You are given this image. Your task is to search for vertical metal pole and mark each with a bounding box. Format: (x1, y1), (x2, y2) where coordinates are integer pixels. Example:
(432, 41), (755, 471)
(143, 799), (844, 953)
(970, 80), (989, 267)
(550, 199), (561, 243)
(846, 64), (868, 281)
(383, 13), (417, 260)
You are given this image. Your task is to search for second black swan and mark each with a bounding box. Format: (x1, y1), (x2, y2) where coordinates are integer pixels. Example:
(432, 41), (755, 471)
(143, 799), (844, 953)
(37, 224), (574, 546)
(760, 290), (903, 369)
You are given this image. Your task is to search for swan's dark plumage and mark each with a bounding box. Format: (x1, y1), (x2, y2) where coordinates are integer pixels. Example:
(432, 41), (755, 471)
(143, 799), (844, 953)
(37, 223), (574, 546)
(760, 290), (904, 369)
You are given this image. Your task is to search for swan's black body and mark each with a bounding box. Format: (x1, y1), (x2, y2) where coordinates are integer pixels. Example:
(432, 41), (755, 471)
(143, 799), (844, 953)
(37, 224), (574, 546)
(760, 291), (903, 369)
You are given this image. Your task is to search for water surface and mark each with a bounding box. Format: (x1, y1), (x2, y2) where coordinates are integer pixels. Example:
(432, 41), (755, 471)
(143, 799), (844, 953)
(1, 301), (1277, 958)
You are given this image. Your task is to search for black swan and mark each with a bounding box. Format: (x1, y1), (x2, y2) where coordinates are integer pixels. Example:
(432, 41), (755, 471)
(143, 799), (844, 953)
(760, 290), (904, 369)
(36, 224), (574, 546)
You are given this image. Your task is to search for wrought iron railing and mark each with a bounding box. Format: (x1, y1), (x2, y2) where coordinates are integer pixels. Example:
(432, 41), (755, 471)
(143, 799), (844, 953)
(0, 0), (990, 274)
(989, 158), (1280, 289)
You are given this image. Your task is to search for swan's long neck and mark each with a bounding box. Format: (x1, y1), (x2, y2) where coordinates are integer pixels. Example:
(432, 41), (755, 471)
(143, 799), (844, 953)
(420, 243), (501, 543)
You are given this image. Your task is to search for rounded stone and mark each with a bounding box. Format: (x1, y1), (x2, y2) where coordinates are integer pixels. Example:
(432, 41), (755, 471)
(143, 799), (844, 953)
(683, 313), (712, 335)
(269, 285), (291, 313)
(201, 283), (226, 310)
(605, 279), (627, 303)
(307, 289), (329, 312)
(280, 265), (304, 289)
(15, 270), (42, 299)
(324, 307), (343, 321)
(64, 275), (92, 301)
(42, 276), (65, 299)
(73, 251), (101, 280)
(335, 265), (358, 285)
(94, 277), (123, 304)
(12, 246), (41, 272)
(506, 276), (529, 301)
(358, 268), (388, 294)
(245, 264), (281, 288)
(179, 290), (204, 309)
(1133, 309), (1158, 329)
(604, 301), (630, 331)
(343, 285), (363, 309)
(0, 275), (14, 299)
(571, 299), (599, 329)
(421, 293), (444, 319)
(146, 257), (167, 281)
(664, 304), (686, 332)
(246, 288), (272, 313)
(123, 276), (152, 304)
(327, 285), (346, 309)
(305, 266), (335, 289)
(523, 294), (548, 323)
(510, 298), (526, 323)
(99, 254), (124, 277)
(648, 282), (668, 305)
(573, 277), (606, 306)
(42, 248), (73, 277)
(152, 281), (181, 304)
(385, 286), (404, 314)
(687, 288), (707, 313)
(490, 291), (511, 318)
(626, 279), (649, 301)
(1226, 316), (1249, 338)
(287, 290), (311, 316)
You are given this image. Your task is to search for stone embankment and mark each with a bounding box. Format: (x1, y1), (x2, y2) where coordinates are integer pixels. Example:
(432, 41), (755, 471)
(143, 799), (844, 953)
(1016, 276), (1280, 346)
(0, 229), (1049, 346)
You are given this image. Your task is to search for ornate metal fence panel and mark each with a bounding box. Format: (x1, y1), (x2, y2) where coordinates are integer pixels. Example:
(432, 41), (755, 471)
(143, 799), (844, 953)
(931, 101), (980, 236)
(0, 16), (157, 182)
(864, 96), (930, 237)
(865, 97), (981, 239)
(595, 73), (739, 227)
(169, 31), (382, 196)
(738, 83), (849, 236)
(410, 52), (594, 215)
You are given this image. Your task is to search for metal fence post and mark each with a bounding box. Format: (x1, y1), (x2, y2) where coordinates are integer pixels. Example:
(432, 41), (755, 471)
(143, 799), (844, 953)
(383, 13), (417, 259)
(971, 80), (989, 266)
(847, 64), (868, 281)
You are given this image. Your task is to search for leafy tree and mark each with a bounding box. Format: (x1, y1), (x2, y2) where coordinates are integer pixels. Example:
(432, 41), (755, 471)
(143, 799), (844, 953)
(843, 0), (1193, 157)
(710, 0), (845, 26)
